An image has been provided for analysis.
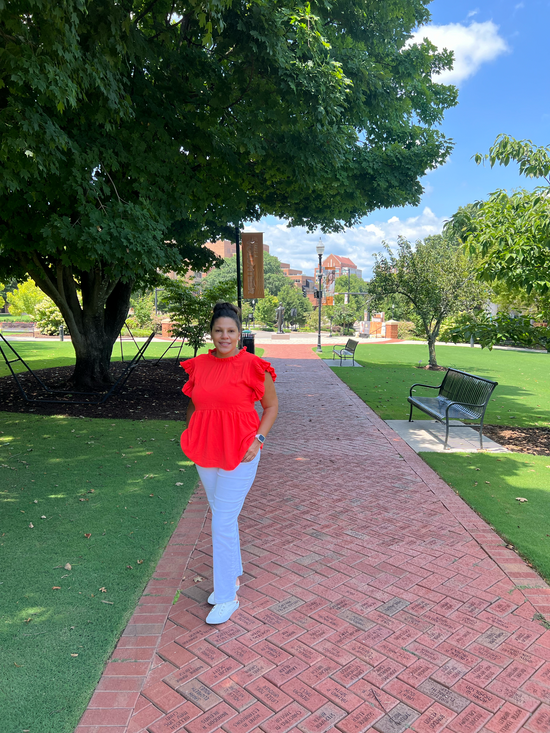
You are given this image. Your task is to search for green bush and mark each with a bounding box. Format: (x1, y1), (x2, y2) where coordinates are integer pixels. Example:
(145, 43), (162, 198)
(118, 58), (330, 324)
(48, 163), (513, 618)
(397, 321), (416, 340)
(35, 300), (67, 336)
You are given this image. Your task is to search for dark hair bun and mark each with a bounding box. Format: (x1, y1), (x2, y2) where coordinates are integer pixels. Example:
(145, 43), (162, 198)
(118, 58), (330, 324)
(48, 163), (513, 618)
(210, 301), (242, 330)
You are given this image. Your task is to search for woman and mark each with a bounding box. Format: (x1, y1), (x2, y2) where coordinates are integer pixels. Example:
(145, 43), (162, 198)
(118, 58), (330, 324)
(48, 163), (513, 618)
(180, 302), (278, 624)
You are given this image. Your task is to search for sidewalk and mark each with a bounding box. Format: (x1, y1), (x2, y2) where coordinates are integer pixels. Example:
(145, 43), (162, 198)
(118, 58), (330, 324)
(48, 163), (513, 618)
(78, 346), (550, 733)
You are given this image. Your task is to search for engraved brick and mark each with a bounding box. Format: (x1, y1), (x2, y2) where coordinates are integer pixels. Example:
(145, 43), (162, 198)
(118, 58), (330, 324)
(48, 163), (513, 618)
(185, 701), (238, 733)
(246, 679), (293, 712)
(467, 643), (510, 668)
(384, 678), (433, 712)
(366, 611), (403, 631)
(269, 624), (305, 647)
(431, 660), (469, 687)
(280, 679), (327, 712)
(212, 678), (255, 712)
(488, 599), (517, 617)
(418, 680), (469, 713)
(412, 702), (456, 733)
(397, 659), (437, 688)
(141, 681), (185, 714)
(476, 627), (511, 650)
(446, 702), (491, 733)
(253, 640), (291, 665)
(264, 658), (309, 688)
(147, 701), (201, 733)
(343, 640), (385, 668)
(463, 660), (500, 687)
(357, 625), (392, 647)
(372, 702), (419, 733)
(484, 701), (529, 733)
(405, 642), (448, 668)
(494, 661), (532, 689)
(337, 610), (375, 632)
(282, 638), (323, 666)
(270, 597), (305, 616)
(297, 702), (347, 733)
(335, 702), (384, 733)
(497, 643), (543, 669)
(231, 658), (276, 687)
(198, 658), (242, 686)
(452, 680), (502, 713)
(487, 680), (540, 712)
(259, 702), (309, 733)
(255, 609), (292, 630)
(436, 643), (479, 668)
(377, 598), (410, 617)
(365, 659), (405, 687)
(178, 679), (222, 711)
(374, 640), (416, 668)
(331, 660), (371, 688)
(532, 661), (550, 686)
(223, 702), (273, 733)
(298, 659), (342, 687)
(188, 639), (228, 666)
(314, 678), (362, 713)
(523, 703), (550, 733)
(518, 679), (550, 705)
(312, 639), (355, 666)
(165, 660), (211, 691)
(240, 625), (277, 647)
(208, 623), (246, 647)
(221, 639), (260, 666)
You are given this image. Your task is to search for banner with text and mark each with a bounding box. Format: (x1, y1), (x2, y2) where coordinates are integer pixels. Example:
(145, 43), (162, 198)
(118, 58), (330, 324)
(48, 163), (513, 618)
(242, 232), (265, 299)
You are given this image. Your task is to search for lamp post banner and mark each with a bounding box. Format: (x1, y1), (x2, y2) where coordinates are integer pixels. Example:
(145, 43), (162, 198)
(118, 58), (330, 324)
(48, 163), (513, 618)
(242, 232), (265, 299)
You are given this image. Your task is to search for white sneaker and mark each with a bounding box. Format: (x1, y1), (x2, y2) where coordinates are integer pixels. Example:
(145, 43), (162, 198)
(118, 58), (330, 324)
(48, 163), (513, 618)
(208, 584), (239, 605)
(206, 600), (239, 625)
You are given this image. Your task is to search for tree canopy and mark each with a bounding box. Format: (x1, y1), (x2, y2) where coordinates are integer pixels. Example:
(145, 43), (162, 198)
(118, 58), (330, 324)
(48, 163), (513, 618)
(370, 233), (488, 366)
(448, 135), (550, 295)
(1, 0), (457, 386)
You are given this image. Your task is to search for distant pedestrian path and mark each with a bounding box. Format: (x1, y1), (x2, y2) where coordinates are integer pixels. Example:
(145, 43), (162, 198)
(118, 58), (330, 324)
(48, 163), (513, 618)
(78, 352), (550, 733)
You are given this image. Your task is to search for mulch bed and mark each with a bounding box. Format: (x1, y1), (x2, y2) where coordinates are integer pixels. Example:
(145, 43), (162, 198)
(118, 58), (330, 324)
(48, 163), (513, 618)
(0, 359), (190, 421)
(479, 425), (550, 457)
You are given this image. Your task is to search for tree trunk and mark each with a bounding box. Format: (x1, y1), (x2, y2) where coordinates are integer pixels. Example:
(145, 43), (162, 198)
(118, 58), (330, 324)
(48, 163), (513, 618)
(69, 279), (134, 390)
(26, 258), (135, 391)
(427, 335), (438, 367)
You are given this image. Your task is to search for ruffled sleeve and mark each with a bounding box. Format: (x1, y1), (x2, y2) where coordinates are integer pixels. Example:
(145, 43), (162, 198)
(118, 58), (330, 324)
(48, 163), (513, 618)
(180, 358), (196, 398)
(250, 356), (277, 401)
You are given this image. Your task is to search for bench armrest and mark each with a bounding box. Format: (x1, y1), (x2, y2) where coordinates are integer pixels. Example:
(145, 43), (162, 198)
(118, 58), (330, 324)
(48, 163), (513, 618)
(444, 399), (489, 415)
(409, 382), (442, 396)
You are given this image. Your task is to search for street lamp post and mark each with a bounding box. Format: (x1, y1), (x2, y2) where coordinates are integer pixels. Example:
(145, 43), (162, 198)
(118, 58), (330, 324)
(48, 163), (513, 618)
(316, 238), (325, 353)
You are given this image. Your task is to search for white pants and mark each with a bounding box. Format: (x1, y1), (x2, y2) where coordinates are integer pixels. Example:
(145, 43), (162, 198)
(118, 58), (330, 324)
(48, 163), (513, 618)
(195, 451), (261, 604)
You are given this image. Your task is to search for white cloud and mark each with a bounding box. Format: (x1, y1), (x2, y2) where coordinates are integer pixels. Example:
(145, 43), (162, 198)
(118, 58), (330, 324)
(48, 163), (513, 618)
(244, 207), (447, 279)
(410, 20), (509, 85)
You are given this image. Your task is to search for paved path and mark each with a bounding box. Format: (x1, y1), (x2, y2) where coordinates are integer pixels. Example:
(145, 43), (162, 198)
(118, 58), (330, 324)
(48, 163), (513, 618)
(78, 351), (550, 733)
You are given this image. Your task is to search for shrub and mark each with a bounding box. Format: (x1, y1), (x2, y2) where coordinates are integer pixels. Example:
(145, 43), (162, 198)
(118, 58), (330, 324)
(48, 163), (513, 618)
(35, 300), (67, 336)
(397, 321), (416, 340)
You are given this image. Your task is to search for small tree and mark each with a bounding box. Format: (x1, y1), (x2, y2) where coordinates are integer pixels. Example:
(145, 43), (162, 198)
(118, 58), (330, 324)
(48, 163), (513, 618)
(371, 234), (488, 367)
(255, 296), (278, 327)
(35, 300), (67, 336)
(332, 303), (357, 334)
(333, 273), (369, 322)
(277, 284), (312, 326)
(7, 279), (46, 318)
(161, 279), (236, 357)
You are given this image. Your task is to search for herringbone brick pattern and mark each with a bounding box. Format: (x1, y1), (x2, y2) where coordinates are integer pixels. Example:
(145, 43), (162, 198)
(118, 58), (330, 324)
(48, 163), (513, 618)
(77, 351), (550, 733)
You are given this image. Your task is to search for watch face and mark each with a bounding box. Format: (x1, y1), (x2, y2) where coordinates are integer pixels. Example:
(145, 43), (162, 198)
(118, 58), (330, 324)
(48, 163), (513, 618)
(257, 434), (265, 444)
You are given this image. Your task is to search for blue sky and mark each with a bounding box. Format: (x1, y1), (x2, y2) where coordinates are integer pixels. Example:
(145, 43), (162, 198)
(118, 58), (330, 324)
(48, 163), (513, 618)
(246, 0), (549, 277)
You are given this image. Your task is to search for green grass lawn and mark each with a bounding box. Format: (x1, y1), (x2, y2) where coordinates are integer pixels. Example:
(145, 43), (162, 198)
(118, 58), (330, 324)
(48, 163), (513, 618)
(0, 412), (197, 732)
(421, 451), (550, 582)
(0, 339), (264, 378)
(326, 342), (550, 585)
(321, 342), (550, 427)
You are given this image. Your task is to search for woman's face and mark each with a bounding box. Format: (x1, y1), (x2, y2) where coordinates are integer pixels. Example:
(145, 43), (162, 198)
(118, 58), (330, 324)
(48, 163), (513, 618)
(211, 317), (240, 357)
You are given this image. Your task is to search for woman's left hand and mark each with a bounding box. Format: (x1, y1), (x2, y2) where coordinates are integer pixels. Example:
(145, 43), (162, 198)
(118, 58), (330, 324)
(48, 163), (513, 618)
(241, 439), (261, 463)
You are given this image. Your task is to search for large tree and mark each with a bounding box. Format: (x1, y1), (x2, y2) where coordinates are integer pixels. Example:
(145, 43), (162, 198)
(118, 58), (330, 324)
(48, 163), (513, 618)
(1, 0), (457, 388)
(448, 136), (550, 295)
(370, 234), (488, 366)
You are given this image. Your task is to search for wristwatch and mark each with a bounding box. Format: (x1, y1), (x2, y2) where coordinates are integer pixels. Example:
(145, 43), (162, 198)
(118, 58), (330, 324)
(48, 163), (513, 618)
(255, 434), (266, 444)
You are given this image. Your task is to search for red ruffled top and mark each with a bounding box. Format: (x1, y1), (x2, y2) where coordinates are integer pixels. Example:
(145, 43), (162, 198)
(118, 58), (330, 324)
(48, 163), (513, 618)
(180, 348), (277, 470)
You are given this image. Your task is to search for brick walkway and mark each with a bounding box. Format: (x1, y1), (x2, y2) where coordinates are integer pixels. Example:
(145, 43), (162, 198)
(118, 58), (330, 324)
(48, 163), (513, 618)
(78, 351), (550, 733)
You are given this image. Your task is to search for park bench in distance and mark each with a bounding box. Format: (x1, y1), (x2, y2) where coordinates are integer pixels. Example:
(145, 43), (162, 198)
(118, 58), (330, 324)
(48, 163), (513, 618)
(333, 338), (359, 366)
(408, 368), (498, 450)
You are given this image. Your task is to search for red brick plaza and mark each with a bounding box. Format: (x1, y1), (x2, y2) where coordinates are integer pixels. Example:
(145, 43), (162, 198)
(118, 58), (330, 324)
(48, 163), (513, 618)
(78, 345), (550, 733)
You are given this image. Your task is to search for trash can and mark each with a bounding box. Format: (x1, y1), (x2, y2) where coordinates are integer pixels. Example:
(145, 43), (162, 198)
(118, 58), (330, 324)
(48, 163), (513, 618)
(242, 331), (255, 354)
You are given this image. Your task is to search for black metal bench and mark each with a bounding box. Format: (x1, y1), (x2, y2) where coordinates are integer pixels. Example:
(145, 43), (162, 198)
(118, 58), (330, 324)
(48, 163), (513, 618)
(408, 368), (498, 449)
(333, 338), (359, 366)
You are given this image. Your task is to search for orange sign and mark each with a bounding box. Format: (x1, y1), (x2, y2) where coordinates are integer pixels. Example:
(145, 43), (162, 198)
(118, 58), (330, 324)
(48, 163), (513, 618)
(241, 232), (264, 299)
